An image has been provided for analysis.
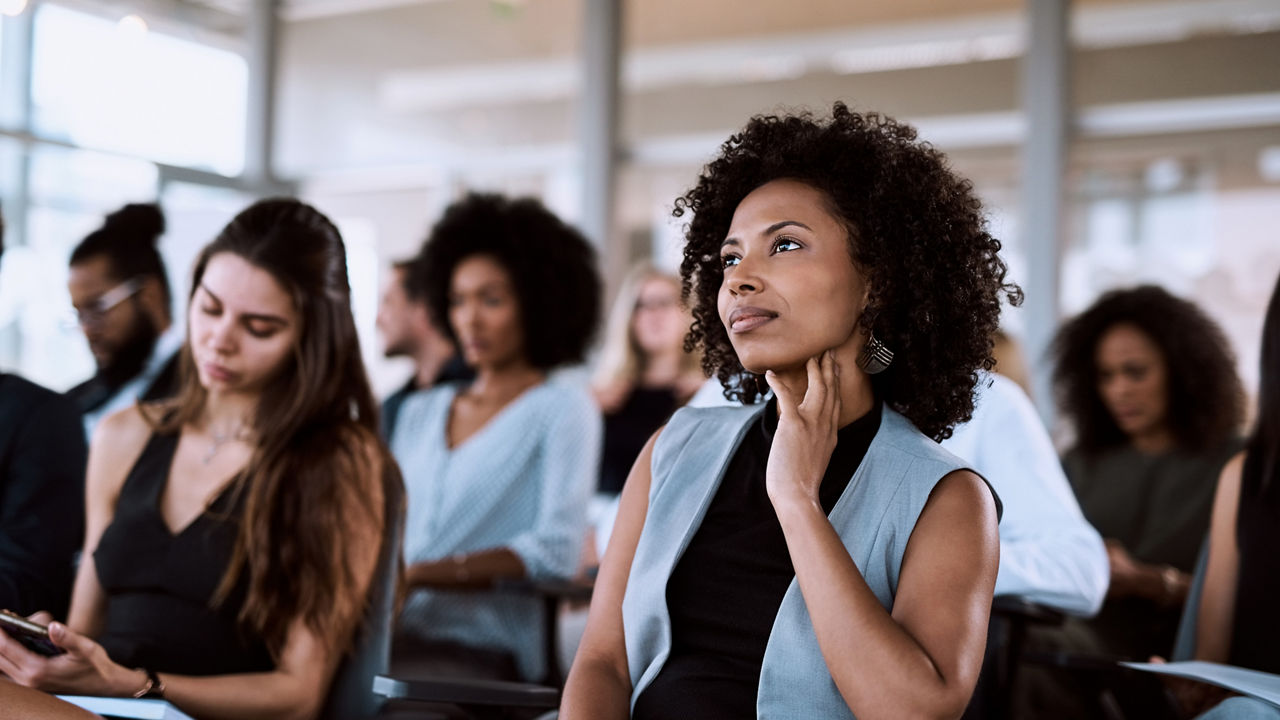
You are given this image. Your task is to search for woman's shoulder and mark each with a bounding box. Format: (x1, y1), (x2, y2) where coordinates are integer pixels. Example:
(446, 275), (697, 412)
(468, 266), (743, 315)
(875, 407), (969, 469)
(93, 404), (155, 456)
(651, 403), (763, 462)
(396, 381), (459, 426)
(535, 374), (601, 416)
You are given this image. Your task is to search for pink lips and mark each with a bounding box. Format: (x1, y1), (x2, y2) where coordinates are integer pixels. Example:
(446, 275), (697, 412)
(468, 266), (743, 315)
(728, 306), (778, 333)
(201, 361), (237, 383)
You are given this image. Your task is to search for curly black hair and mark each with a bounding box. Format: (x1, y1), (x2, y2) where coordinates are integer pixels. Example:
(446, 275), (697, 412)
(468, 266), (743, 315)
(674, 102), (1021, 441)
(414, 192), (601, 370)
(1052, 284), (1244, 455)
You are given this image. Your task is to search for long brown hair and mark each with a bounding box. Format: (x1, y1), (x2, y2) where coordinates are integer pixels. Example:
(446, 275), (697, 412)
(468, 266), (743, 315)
(150, 198), (398, 657)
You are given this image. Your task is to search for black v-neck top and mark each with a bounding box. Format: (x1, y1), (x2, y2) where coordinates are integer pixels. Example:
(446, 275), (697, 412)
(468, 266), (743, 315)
(94, 432), (274, 676)
(1228, 454), (1280, 674)
(632, 399), (882, 719)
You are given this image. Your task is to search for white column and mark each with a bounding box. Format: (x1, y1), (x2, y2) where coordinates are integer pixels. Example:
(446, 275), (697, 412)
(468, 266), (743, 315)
(1020, 0), (1070, 425)
(0, 2), (35, 245)
(578, 0), (622, 281)
(244, 0), (280, 189)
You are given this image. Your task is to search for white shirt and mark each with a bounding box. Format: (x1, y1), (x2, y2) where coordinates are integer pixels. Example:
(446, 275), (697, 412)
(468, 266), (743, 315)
(82, 326), (183, 440)
(943, 373), (1109, 617)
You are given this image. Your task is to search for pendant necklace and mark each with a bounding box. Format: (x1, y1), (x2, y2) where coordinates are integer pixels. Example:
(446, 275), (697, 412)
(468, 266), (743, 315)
(203, 424), (249, 465)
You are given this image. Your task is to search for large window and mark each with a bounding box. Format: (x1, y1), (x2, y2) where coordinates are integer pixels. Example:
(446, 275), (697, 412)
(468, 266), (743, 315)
(31, 3), (247, 175)
(10, 146), (160, 388)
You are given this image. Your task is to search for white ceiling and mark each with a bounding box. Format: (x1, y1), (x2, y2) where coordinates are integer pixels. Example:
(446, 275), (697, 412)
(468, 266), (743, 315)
(192, 0), (447, 22)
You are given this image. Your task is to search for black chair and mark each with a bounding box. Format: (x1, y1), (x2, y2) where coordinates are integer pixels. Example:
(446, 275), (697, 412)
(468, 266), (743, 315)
(493, 577), (593, 686)
(374, 675), (559, 720)
(962, 594), (1066, 720)
(371, 577), (591, 719)
(321, 472), (406, 719)
(1013, 541), (1213, 720)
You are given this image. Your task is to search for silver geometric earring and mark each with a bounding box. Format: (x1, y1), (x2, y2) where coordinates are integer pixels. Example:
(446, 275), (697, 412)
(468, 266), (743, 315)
(856, 330), (894, 374)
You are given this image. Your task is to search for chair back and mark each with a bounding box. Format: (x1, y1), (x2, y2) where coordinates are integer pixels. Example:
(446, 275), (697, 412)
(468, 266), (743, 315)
(1171, 535), (1210, 661)
(319, 467), (405, 720)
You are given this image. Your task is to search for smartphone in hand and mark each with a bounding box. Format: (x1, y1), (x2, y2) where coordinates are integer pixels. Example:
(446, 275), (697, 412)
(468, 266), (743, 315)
(0, 609), (65, 657)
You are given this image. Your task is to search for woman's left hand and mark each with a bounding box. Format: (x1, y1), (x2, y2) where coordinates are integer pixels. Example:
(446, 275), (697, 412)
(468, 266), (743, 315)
(0, 618), (143, 697)
(763, 351), (842, 510)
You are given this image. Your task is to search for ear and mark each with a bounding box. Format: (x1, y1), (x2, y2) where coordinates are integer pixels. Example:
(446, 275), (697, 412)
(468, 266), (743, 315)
(138, 276), (169, 324)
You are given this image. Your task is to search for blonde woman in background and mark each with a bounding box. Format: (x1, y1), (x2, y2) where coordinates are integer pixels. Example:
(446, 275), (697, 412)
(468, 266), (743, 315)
(588, 264), (704, 564)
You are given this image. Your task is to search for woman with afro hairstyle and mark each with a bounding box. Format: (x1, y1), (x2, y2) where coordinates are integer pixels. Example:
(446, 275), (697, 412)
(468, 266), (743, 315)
(1030, 287), (1244, 690)
(390, 192), (603, 683)
(562, 102), (1019, 719)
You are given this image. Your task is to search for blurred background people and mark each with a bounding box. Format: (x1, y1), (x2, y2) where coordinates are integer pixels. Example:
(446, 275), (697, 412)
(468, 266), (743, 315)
(0, 208), (86, 620)
(65, 203), (181, 438)
(0, 198), (397, 719)
(587, 263), (703, 561)
(391, 193), (602, 683)
(942, 370), (1109, 616)
(375, 256), (470, 443)
(1052, 284), (1245, 659)
(991, 328), (1035, 400)
(1018, 285), (1246, 719)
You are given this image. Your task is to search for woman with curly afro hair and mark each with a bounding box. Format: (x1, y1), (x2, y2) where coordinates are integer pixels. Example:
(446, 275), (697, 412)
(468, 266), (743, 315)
(563, 102), (1020, 719)
(1029, 285), (1244, 697)
(389, 192), (603, 682)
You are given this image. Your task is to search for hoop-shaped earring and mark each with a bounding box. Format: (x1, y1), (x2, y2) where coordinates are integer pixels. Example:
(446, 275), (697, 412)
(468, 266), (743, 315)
(856, 330), (895, 374)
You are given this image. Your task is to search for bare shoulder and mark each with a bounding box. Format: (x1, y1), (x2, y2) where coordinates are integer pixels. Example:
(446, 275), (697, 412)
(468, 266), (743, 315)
(88, 405), (154, 488)
(1220, 451), (1246, 483)
(93, 404), (152, 449)
(1210, 451), (1247, 511)
(79, 405), (159, 524)
(922, 469), (999, 531)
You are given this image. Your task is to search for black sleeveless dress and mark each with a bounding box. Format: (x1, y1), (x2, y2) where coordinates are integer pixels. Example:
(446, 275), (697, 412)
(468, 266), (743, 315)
(94, 433), (274, 676)
(1227, 454), (1280, 674)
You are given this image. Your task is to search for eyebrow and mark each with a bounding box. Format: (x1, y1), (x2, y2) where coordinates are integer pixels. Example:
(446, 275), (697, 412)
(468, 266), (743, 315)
(721, 220), (814, 249)
(199, 283), (290, 326)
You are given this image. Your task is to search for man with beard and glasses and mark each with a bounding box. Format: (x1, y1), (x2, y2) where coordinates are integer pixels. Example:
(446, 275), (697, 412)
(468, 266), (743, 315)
(0, 206), (87, 618)
(65, 203), (182, 438)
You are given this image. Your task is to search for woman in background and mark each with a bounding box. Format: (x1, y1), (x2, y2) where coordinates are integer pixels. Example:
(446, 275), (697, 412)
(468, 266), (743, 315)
(0, 198), (396, 720)
(391, 192), (602, 683)
(593, 264), (704, 498)
(587, 265), (703, 563)
(1051, 285), (1244, 662)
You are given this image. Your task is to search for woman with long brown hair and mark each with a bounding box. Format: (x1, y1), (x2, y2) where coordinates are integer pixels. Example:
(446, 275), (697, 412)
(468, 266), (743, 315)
(0, 198), (398, 719)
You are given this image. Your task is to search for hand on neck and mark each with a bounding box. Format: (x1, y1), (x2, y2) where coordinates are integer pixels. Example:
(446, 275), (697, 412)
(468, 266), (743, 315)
(766, 345), (874, 428)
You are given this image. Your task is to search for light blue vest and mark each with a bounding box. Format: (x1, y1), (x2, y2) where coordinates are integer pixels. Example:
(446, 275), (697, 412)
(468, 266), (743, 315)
(622, 403), (989, 719)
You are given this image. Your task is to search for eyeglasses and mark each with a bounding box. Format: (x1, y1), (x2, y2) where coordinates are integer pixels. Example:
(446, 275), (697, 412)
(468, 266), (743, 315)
(634, 296), (679, 313)
(65, 277), (143, 330)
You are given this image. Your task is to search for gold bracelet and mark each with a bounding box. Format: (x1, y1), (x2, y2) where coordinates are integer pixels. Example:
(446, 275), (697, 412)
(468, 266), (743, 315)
(1161, 565), (1181, 601)
(132, 668), (165, 699)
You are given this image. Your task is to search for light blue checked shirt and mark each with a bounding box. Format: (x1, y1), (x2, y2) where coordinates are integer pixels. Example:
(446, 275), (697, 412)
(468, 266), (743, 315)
(391, 376), (601, 680)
